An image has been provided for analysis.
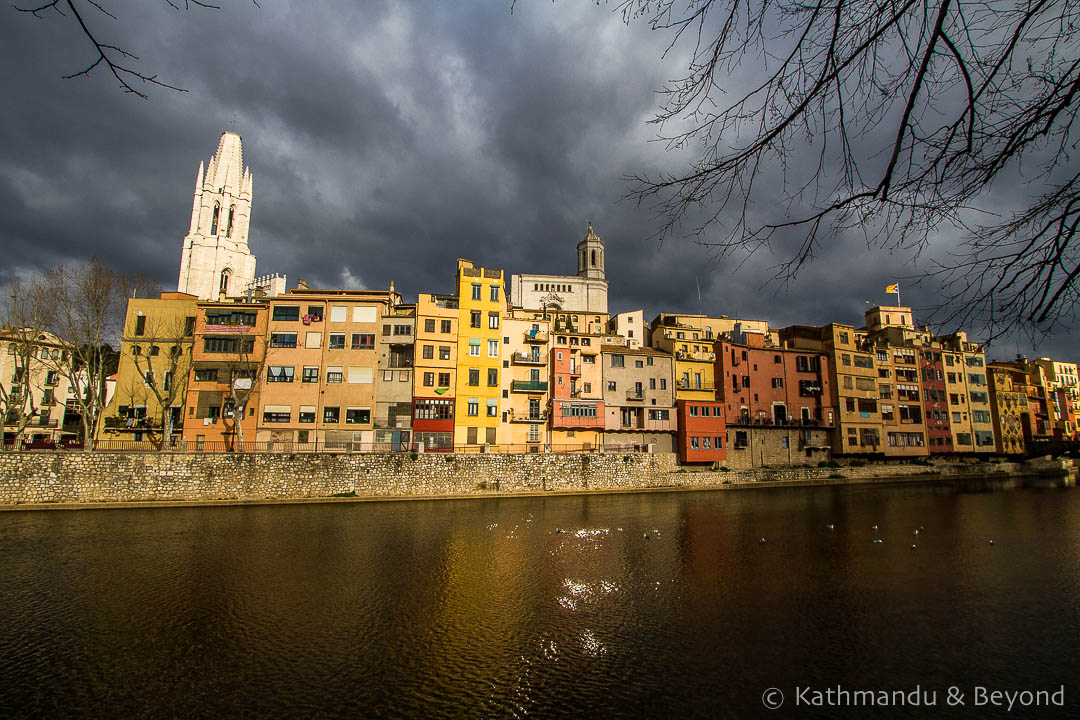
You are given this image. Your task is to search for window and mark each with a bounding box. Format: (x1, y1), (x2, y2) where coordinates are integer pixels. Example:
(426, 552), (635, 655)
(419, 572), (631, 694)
(194, 368), (218, 382)
(424, 318), (436, 333)
(470, 311), (482, 329)
(302, 366), (319, 383)
(488, 368), (498, 387)
(306, 332), (322, 349)
(972, 410), (992, 423)
(611, 354), (624, 368)
(582, 354), (595, 363)
(690, 436), (700, 450)
(468, 398), (479, 416)
(423, 372), (435, 386)
(649, 409), (670, 421)
(841, 354), (851, 366)
(468, 339), (481, 357)
(415, 399), (453, 420)
(352, 306), (376, 323)
(635, 359), (644, 368)
(348, 366), (373, 384)
(488, 339), (499, 357)
(838, 331), (850, 344)
(273, 306), (300, 322)
(352, 333), (374, 349)
(323, 407), (340, 423)
(307, 306), (324, 321)
(772, 377), (784, 388)
(270, 333), (297, 348)
(326, 367), (343, 383)
(881, 404), (895, 421)
(298, 406), (316, 424)
(329, 334), (346, 349)
(560, 403), (598, 418)
(438, 372), (451, 386)
(650, 378), (656, 390)
(441, 320), (452, 334)
(471, 284), (481, 301)
(490, 286), (500, 302)
(660, 379), (667, 390)
(488, 312), (500, 329)
(439, 346), (451, 361)
(608, 381), (616, 391)
(468, 369), (480, 386)
(393, 325), (412, 336)
(689, 405), (699, 417)
(970, 391), (988, 404)
(853, 355), (874, 369)
(487, 399), (498, 417)
(327, 306), (347, 323)
(267, 366), (295, 383)
(346, 407), (370, 424)
(134, 315), (146, 335)
(184, 317), (196, 336)
(843, 376), (853, 389)
(263, 408), (290, 423)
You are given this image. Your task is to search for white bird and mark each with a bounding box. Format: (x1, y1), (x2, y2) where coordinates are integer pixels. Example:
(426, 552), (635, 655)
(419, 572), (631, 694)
(873, 539), (883, 544)
(760, 537), (767, 544)
(911, 544), (918, 550)
(989, 540), (995, 546)
(643, 533), (650, 540)
(872, 525), (879, 531)
(913, 529), (920, 535)
(825, 524), (835, 530)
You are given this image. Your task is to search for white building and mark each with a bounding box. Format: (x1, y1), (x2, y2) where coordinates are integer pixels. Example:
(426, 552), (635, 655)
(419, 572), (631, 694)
(510, 225), (608, 315)
(176, 131), (258, 301)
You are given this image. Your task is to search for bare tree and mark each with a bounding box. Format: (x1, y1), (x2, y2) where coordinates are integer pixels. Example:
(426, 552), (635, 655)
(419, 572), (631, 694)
(127, 317), (191, 450)
(621, 0), (1080, 341)
(12, 0), (259, 99)
(40, 258), (157, 450)
(219, 332), (264, 451)
(0, 278), (53, 449)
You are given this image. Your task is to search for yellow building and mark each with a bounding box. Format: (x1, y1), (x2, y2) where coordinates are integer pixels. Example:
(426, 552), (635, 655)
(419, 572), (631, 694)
(988, 365), (1027, 454)
(940, 333), (995, 452)
(1034, 357), (1079, 439)
(453, 259), (507, 448)
(96, 292), (199, 448)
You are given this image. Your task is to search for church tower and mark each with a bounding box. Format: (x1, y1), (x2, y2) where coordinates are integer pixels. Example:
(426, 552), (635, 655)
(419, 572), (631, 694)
(176, 131), (256, 300)
(577, 224), (605, 280)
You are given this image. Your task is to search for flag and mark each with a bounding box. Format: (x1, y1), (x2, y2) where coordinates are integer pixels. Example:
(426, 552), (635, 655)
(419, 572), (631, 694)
(885, 283), (899, 294)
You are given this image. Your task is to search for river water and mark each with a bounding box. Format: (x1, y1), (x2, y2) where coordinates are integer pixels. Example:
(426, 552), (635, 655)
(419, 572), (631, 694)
(1, 479), (1077, 718)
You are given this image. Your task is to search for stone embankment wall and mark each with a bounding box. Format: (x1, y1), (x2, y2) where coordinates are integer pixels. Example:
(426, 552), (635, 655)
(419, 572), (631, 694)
(0, 452), (1067, 507)
(0, 451), (680, 505)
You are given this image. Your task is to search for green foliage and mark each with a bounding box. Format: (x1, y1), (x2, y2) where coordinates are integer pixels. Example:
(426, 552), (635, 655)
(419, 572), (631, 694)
(827, 473), (845, 479)
(818, 460), (840, 468)
(330, 491), (357, 498)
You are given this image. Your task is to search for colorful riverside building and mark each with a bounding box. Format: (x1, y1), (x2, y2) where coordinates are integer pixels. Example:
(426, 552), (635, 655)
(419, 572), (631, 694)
(375, 299), (415, 450)
(453, 259), (507, 448)
(181, 299), (267, 449)
(502, 312), (552, 451)
(987, 364), (1028, 454)
(918, 342), (953, 453)
(96, 292), (198, 447)
(413, 293), (459, 451)
(600, 343), (676, 452)
(1034, 357), (1079, 440)
(715, 333), (834, 466)
(549, 320), (605, 450)
(939, 332), (995, 452)
(253, 288), (399, 450)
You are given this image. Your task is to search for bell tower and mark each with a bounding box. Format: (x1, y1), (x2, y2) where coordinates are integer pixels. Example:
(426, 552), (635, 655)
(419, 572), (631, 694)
(577, 224), (605, 280)
(176, 131), (256, 300)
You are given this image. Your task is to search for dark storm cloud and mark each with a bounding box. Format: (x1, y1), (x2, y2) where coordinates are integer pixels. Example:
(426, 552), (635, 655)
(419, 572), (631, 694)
(0, 0), (1075, 361)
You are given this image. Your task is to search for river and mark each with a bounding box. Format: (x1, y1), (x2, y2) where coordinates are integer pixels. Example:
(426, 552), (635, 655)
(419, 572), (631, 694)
(1, 479), (1077, 718)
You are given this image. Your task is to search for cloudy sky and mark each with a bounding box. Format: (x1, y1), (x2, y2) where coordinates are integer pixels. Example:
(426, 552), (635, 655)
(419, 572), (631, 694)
(1, 0), (1075, 361)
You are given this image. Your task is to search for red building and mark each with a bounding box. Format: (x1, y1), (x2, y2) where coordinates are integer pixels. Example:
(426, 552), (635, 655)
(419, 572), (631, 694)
(676, 399), (727, 463)
(714, 336), (834, 427)
(549, 342), (604, 435)
(412, 397), (454, 451)
(920, 346), (953, 452)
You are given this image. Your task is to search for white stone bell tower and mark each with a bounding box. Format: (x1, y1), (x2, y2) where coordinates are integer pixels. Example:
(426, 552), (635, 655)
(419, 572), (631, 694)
(577, 224), (605, 280)
(176, 131), (256, 300)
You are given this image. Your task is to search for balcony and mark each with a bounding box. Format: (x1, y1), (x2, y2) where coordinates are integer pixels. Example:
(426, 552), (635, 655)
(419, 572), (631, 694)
(512, 380), (549, 393)
(676, 380), (715, 391)
(509, 412), (548, 423)
(625, 390), (645, 401)
(675, 350), (716, 361)
(524, 330), (549, 343)
(512, 352), (547, 365)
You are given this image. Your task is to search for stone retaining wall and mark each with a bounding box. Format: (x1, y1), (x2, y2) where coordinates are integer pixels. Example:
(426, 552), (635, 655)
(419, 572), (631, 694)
(0, 452), (1060, 507)
(0, 451), (680, 505)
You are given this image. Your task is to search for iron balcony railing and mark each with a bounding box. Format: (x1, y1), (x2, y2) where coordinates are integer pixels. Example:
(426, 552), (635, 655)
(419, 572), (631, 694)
(512, 380), (549, 392)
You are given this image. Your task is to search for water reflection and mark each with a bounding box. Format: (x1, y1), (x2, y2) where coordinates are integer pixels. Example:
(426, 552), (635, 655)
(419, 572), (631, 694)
(0, 480), (1077, 718)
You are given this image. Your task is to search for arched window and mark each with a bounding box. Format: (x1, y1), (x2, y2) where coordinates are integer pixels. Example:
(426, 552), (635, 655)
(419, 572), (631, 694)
(219, 269), (231, 296)
(210, 203), (220, 235)
(226, 205), (235, 237)
(591, 250), (597, 267)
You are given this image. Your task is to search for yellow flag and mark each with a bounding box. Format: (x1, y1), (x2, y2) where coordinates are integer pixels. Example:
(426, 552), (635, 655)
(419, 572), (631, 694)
(885, 283), (899, 294)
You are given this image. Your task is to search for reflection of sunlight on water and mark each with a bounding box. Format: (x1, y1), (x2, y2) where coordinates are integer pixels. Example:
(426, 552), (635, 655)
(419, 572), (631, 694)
(574, 528), (610, 539)
(557, 578), (620, 611)
(486, 523), (498, 531)
(580, 629), (606, 657)
(539, 638), (558, 661)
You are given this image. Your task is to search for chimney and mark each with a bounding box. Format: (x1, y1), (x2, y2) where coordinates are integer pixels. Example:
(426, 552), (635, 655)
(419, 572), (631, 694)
(296, 279), (308, 291)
